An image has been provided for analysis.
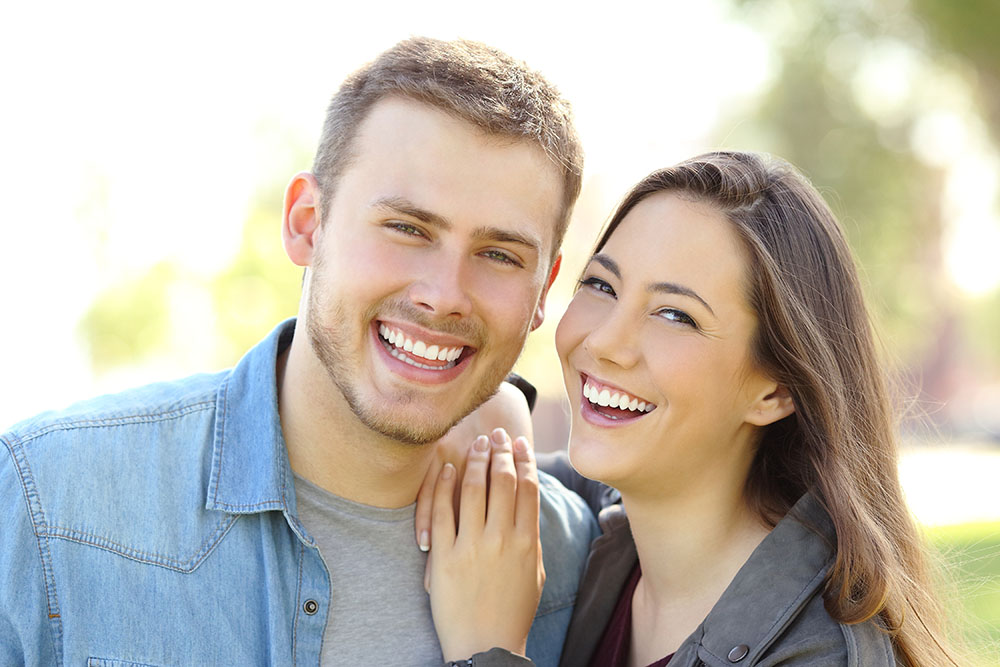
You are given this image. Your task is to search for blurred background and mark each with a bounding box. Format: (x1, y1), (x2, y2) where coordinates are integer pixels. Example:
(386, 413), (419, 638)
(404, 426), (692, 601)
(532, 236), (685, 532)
(2, 0), (998, 659)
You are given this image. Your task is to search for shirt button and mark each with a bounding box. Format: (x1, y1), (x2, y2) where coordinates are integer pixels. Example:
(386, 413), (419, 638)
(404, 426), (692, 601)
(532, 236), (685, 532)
(727, 644), (750, 662)
(303, 599), (319, 615)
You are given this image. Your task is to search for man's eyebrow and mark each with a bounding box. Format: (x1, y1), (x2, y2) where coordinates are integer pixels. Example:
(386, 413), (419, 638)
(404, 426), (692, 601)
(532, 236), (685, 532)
(473, 226), (541, 254)
(590, 253), (715, 316)
(374, 196), (541, 255)
(372, 196), (452, 229)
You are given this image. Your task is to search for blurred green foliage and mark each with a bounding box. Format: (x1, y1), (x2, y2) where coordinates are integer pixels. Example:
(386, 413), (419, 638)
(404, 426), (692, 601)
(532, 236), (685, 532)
(79, 136), (307, 373)
(928, 521), (1000, 664)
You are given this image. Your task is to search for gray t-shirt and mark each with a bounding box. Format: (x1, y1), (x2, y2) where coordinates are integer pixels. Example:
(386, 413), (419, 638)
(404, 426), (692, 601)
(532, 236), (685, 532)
(293, 473), (443, 666)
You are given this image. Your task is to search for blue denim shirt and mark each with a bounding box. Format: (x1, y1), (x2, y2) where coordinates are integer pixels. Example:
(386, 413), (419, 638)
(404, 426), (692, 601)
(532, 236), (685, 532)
(1, 320), (597, 666)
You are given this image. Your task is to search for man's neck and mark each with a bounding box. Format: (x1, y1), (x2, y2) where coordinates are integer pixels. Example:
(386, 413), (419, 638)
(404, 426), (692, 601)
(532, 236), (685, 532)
(277, 338), (434, 509)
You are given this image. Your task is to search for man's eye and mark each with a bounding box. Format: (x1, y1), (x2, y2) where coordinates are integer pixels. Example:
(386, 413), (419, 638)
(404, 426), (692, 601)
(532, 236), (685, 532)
(578, 276), (615, 297)
(387, 222), (425, 237)
(481, 249), (522, 267)
(656, 308), (697, 328)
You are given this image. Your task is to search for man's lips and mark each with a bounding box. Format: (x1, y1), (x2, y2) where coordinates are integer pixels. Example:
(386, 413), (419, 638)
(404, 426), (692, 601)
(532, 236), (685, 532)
(376, 321), (473, 370)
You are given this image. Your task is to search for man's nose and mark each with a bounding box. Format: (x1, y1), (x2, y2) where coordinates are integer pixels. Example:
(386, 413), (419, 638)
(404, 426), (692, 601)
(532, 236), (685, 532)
(407, 252), (474, 319)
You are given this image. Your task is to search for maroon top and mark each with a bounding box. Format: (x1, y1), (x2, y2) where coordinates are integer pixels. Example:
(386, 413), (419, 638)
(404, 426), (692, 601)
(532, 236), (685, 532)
(588, 565), (675, 667)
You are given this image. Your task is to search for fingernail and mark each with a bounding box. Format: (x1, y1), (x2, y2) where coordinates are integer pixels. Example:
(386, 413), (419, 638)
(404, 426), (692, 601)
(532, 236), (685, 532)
(513, 437), (527, 453)
(418, 530), (430, 552)
(473, 435), (490, 452)
(491, 427), (508, 445)
(442, 462), (456, 479)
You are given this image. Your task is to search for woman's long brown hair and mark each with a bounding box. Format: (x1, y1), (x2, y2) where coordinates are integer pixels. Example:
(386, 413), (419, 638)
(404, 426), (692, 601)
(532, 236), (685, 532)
(595, 152), (956, 665)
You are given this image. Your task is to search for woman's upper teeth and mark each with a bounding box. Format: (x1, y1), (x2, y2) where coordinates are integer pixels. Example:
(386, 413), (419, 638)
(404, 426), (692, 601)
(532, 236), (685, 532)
(583, 380), (655, 412)
(379, 324), (463, 362)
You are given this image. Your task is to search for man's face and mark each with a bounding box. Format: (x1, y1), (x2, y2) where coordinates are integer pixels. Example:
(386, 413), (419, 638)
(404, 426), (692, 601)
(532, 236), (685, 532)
(303, 97), (563, 445)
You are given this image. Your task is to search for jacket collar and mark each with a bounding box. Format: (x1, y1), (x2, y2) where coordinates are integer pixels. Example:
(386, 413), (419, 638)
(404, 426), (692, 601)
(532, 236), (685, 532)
(695, 492), (835, 664)
(205, 319), (297, 515)
(559, 492), (835, 667)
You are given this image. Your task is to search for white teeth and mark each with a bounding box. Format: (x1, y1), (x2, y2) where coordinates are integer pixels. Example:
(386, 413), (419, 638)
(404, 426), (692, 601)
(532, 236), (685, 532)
(583, 381), (655, 414)
(378, 324), (465, 364)
(389, 345), (456, 370)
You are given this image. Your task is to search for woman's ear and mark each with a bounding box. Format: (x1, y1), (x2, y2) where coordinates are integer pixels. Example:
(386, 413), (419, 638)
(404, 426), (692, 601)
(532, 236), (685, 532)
(745, 383), (796, 427)
(282, 172), (322, 267)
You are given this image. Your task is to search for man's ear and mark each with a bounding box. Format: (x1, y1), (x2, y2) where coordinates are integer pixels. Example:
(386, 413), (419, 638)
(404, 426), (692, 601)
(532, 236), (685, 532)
(282, 172), (323, 267)
(531, 253), (562, 331)
(745, 382), (796, 427)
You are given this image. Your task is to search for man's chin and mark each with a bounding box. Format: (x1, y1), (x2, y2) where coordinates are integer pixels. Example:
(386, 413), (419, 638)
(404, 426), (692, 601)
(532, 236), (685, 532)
(357, 411), (454, 446)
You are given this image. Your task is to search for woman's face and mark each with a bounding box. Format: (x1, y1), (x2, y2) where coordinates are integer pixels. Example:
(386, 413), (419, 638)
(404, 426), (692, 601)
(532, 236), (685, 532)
(556, 192), (783, 498)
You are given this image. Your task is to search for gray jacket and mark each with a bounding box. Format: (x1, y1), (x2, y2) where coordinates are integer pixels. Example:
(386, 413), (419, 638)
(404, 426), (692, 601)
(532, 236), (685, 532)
(542, 455), (897, 667)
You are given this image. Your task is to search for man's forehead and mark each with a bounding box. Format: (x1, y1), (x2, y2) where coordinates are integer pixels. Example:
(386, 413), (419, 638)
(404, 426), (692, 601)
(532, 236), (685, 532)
(343, 98), (565, 251)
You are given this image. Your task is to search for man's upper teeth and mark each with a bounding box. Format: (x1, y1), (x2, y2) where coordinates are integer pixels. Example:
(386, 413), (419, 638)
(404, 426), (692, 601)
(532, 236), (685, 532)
(379, 324), (463, 362)
(583, 381), (654, 412)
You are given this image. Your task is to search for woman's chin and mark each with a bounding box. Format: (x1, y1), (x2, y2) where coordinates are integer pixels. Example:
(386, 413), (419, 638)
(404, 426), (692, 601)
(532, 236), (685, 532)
(567, 435), (626, 486)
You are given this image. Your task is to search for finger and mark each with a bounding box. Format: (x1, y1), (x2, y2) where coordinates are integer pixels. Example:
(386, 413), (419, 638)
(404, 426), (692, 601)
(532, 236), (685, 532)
(431, 462), (458, 555)
(457, 435), (491, 540)
(415, 455), (443, 551)
(485, 428), (517, 533)
(423, 549), (432, 593)
(512, 436), (540, 539)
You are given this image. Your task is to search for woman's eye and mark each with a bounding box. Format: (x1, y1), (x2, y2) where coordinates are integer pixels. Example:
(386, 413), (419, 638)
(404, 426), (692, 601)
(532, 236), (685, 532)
(579, 276), (616, 297)
(657, 308), (697, 328)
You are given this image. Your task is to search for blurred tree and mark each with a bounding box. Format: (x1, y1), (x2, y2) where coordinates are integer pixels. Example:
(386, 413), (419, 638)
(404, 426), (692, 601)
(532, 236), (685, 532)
(725, 0), (1000, 431)
(79, 128), (309, 374)
(910, 0), (1000, 147)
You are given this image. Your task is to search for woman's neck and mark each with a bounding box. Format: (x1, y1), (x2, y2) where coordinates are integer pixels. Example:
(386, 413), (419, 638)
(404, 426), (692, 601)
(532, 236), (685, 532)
(622, 482), (771, 665)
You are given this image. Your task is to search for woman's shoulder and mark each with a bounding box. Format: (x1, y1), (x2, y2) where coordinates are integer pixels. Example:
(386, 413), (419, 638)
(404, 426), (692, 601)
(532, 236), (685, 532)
(751, 592), (894, 666)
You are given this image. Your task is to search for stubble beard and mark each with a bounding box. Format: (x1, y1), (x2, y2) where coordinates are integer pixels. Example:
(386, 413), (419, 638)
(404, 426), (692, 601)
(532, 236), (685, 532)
(305, 273), (523, 446)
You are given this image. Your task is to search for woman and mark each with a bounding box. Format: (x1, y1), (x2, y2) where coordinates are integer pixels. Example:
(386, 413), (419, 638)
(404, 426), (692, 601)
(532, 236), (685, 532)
(421, 151), (956, 666)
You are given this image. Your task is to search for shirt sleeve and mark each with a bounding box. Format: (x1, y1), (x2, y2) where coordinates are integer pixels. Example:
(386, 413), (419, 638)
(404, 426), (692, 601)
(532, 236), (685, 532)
(1, 433), (60, 664)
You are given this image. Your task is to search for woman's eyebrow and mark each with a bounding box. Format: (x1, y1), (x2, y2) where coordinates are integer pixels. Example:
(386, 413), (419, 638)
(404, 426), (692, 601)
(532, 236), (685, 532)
(591, 253), (621, 278)
(648, 281), (715, 316)
(591, 253), (715, 316)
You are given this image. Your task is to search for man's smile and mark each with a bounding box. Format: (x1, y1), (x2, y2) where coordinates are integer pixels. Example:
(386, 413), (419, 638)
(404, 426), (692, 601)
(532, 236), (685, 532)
(372, 319), (477, 382)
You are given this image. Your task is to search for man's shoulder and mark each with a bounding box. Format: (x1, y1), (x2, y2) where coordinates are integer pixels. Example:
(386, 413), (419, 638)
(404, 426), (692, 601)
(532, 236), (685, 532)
(533, 468), (599, 616)
(2, 370), (228, 450)
(1, 370), (238, 573)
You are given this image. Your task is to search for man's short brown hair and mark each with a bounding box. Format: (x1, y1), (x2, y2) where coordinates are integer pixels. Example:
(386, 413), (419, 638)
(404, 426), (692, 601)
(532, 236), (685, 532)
(312, 37), (583, 253)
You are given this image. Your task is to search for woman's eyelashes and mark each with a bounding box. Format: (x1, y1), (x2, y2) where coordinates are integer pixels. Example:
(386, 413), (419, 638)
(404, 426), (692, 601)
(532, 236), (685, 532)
(579, 275), (616, 296)
(579, 275), (699, 329)
(655, 308), (697, 329)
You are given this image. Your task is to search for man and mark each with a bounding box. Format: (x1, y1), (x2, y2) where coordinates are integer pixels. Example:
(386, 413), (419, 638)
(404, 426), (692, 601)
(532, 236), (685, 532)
(0, 38), (596, 665)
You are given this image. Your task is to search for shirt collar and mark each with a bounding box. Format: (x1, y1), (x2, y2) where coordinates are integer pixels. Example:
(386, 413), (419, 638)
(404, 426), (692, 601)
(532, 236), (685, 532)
(206, 319), (297, 514)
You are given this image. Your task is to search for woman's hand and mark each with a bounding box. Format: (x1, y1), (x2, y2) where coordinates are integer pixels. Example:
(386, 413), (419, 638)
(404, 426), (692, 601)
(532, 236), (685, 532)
(426, 428), (544, 661)
(415, 382), (534, 551)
